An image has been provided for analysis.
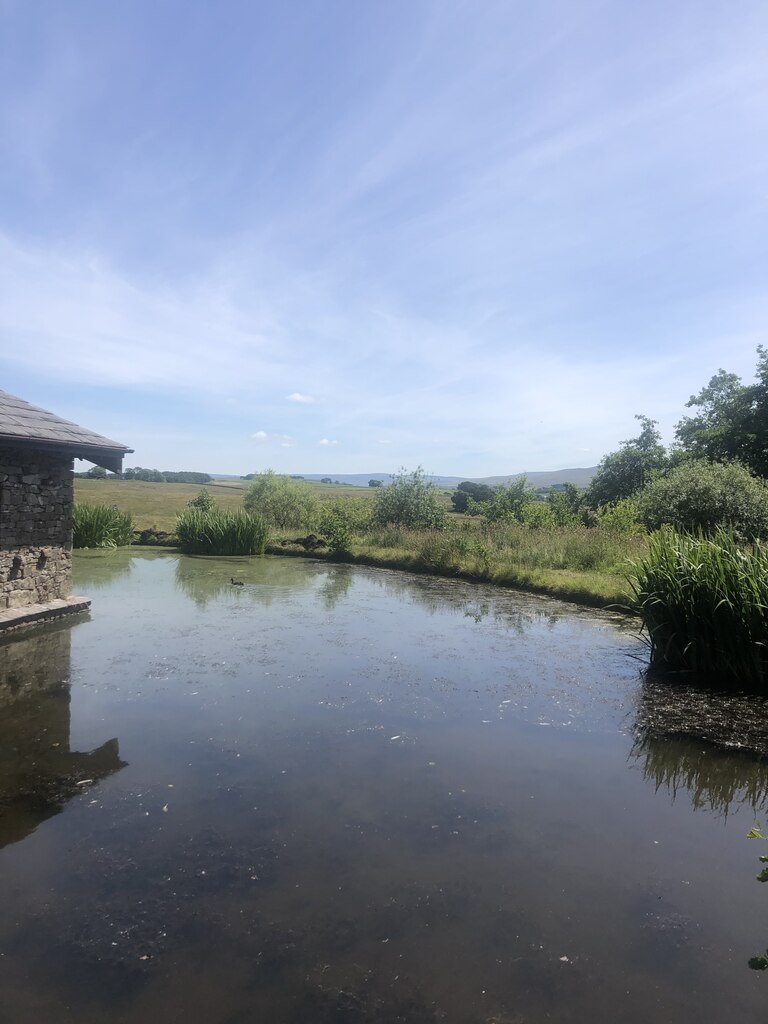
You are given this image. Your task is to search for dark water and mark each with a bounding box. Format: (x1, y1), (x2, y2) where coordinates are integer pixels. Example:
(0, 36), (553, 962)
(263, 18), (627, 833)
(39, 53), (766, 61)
(1, 550), (767, 1023)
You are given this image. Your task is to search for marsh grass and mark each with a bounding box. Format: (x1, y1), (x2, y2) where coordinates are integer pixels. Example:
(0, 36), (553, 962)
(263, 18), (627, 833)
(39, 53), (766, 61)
(175, 508), (269, 556)
(627, 528), (768, 684)
(72, 503), (134, 548)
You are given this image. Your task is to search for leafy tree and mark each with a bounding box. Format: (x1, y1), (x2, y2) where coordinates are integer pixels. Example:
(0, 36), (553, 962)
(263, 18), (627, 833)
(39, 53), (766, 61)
(450, 481), (495, 512)
(86, 465), (107, 479)
(636, 460), (768, 540)
(321, 477), (333, 484)
(547, 482), (583, 527)
(368, 479), (384, 487)
(483, 476), (536, 523)
(585, 416), (668, 507)
(124, 466), (165, 482)
(675, 347), (768, 477)
(242, 469), (319, 529)
(372, 467), (446, 530)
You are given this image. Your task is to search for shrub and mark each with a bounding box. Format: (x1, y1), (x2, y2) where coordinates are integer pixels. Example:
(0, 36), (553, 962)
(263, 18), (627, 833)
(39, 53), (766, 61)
(596, 497), (644, 534)
(187, 488), (217, 512)
(318, 500), (371, 554)
(72, 504), (134, 548)
(520, 503), (556, 530)
(373, 467), (446, 530)
(627, 527), (768, 684)
(636, 460), (768, 541)
(242, 469), (319, 529)
(175, 508), (269, 555)
(482, 477), (535, 523)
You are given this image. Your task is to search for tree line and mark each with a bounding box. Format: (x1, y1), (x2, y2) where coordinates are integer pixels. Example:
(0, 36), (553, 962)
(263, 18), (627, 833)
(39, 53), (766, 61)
(78, 466), (213, 484)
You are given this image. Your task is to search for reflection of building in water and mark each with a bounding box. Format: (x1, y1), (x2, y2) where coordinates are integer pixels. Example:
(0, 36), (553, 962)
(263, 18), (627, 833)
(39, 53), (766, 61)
(631, 678), (768, 816)
(0, 624), (126, 850)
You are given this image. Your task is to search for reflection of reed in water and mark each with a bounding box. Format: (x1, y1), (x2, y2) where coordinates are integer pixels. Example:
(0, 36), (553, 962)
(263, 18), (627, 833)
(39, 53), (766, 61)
(72, 548), (134, 590)
(0, 625), (126, 849)
(631, 677), (768, 816)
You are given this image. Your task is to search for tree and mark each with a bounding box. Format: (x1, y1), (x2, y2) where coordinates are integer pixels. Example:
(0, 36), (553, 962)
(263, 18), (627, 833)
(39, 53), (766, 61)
(585, 416), (668, 507)
(547, 482), (583, 527)
(636, 459), (768, 540)
(372, 467), (446, 530)
(483, 476), (536, 522)
(86, 466), (107, 479)
(675, 348), (768, 477)
(450, 481), (495, 512)
(242, 469), (319, 529)
(321, 477), (333, 484)
(368, 479), (383, 487)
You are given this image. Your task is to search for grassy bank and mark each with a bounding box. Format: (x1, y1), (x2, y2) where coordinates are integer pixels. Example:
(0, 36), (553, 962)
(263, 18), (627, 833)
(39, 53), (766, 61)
(269, 522), (643, 608)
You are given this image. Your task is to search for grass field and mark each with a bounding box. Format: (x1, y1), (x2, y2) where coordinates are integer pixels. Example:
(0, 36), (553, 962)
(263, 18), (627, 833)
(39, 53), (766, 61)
(75, 478), (397, 530)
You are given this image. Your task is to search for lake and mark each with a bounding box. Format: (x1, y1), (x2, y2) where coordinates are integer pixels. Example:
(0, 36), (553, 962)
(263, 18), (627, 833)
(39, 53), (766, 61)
(0, 550), (766, 1023)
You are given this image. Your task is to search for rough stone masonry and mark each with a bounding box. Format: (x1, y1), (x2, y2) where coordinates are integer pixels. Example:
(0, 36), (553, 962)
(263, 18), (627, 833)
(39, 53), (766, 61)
(0, 446), (74, 610)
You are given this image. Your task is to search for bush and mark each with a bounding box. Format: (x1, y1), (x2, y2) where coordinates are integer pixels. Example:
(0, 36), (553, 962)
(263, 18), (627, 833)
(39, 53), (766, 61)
(482, 477), (536, 523)
(318, 500), (371, 554)
(627, 527), (768, 685)
(596, 497), (644, 534)
(636, 460), (768, 541)
(242, 470), (319, 529)
(187, 488), (217, 512)
(520, 503), (556, 529)
(72, 504), (134, 548)
(175, 508), (269, 555)
(373, 467), (446, 530)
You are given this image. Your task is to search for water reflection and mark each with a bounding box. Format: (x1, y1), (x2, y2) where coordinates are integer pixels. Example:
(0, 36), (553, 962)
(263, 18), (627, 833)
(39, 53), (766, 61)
(174, 552), (331, 608)
(631, 678), (768, 816)
(73, 548), (134, 589)
(0, 625), (126, 849)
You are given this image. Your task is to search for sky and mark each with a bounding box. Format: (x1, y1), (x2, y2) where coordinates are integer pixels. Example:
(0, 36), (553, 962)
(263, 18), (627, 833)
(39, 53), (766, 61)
(0, 0), (766, 477)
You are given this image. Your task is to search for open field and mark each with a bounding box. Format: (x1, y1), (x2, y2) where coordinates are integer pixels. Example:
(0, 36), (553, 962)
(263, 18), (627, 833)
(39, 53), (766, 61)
(75, 479), (248, 531)
(76, 477), (396, 531)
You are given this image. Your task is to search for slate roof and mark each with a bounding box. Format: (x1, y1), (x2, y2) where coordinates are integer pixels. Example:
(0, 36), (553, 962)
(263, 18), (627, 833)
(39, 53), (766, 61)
(0, 390), (132, 468)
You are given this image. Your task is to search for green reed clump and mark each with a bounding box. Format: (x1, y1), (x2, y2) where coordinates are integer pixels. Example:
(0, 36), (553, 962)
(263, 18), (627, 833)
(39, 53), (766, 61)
(627, 527), (768, 684)
(175, 507), (269, 555)
(72, 503), (134, 548)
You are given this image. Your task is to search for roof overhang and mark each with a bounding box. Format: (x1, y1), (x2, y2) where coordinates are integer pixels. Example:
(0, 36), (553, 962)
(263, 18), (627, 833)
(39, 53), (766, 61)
(0, 437), (134, 475)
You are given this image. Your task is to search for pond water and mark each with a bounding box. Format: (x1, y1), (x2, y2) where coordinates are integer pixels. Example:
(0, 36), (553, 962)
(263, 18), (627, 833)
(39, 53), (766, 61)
(1, 550), (767, 1023)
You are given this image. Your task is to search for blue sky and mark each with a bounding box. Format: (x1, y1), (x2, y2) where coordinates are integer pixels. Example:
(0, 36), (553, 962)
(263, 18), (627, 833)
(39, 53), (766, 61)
(1, 0), (766, 476)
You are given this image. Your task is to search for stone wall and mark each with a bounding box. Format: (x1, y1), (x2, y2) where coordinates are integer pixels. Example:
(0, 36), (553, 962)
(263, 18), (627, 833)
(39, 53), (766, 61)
(0, 447), (74, 609)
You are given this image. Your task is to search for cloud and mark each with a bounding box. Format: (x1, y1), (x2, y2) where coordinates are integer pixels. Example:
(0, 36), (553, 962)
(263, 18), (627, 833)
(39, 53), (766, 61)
(250, 431), (295, 447)
(319, 438), (338, 446)
(287, 392), (314, 404)
(377, 439), (392, 445)
(251, 430), (268, 442)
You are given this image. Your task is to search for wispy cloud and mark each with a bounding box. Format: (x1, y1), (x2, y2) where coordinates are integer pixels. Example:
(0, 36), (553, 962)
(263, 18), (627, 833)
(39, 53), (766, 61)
(0, 1), (765, 475)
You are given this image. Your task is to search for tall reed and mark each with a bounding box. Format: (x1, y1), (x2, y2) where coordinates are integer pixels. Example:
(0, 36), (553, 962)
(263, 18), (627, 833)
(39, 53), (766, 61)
(627, 527), (768, 685)
(175, 507), (268, 555)
(72, 503), (134, 548)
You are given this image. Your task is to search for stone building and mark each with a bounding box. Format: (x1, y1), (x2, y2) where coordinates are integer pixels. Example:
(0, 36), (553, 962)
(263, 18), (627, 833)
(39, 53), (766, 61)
(0, 390), (132, 629)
